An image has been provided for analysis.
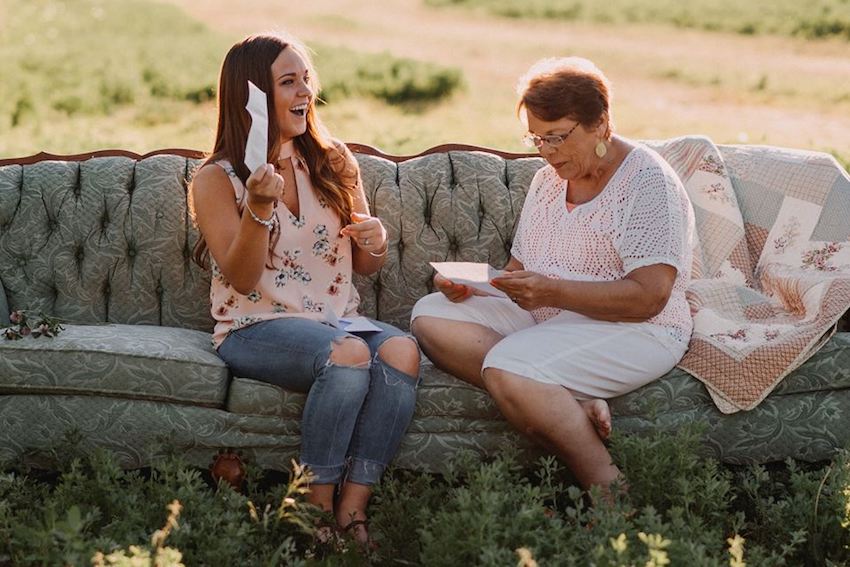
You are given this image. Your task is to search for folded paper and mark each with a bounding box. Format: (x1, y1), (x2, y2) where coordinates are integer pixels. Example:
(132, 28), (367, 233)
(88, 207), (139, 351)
(244, 80), (268, 175)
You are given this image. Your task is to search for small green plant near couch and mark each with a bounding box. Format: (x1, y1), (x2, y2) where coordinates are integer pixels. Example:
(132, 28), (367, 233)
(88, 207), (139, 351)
(1, 426), (848, 566)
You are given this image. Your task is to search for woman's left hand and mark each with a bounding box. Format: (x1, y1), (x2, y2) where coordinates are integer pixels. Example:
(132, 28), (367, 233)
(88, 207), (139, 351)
(341, 212), (388, 254)
(490, 270), (555, 310)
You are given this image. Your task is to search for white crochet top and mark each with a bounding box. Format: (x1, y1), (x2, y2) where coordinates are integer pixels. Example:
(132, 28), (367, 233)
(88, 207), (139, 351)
(511, 144), (695, 344)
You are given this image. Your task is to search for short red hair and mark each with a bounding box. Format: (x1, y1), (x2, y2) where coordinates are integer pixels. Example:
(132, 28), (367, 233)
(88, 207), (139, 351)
(516, 57), (613, 130)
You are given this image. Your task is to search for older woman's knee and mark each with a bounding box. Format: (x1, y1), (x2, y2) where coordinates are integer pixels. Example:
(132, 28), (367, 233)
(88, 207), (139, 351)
(329, 336), (371, 368)
(377, 336), (420, 377)
(483, 368), (522, 403)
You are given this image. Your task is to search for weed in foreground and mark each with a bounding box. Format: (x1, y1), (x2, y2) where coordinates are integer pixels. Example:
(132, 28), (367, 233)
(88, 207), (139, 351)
(1, 425), (849, 566)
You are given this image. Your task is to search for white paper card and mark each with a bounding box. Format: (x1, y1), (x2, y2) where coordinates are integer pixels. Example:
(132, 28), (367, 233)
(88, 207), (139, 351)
(339, 316), (383, 333)
(244, 80), (268, 175)
(429, 262), (507, 298)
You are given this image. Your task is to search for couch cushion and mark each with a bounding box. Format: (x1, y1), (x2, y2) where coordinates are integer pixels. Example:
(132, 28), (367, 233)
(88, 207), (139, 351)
(228, 333), (850, 421)
(0, 323), (228, 406)
(226, 358), (502, 421)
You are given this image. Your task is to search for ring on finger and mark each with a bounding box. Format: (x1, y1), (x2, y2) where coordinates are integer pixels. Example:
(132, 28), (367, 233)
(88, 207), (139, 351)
(364, 238), (370, 246)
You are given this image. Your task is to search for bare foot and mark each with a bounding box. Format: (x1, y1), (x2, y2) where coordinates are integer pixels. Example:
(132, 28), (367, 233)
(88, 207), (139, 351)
(337, 510), (370, 547)
(580, 399), (612, 441)
(342, 518), (370, 547)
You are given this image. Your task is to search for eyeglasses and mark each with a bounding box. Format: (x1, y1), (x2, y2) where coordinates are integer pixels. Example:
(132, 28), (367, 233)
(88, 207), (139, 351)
(522, 121), (581, 149)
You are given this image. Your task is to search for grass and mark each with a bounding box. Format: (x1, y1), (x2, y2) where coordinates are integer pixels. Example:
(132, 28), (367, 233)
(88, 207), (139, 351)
(0, 0), (462, 157)
(424, 0), (850, 40)
(2, 0), (848, 165)
(1, 426), (849, 566)
(316, 45), (463, 106)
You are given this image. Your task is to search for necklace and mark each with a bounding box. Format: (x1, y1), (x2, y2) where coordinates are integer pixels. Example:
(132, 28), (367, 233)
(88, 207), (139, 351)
(274, 159), (290, 197)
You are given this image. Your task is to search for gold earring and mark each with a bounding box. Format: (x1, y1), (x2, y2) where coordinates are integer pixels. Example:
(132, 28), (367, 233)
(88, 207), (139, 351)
(595, 141), (608, 158)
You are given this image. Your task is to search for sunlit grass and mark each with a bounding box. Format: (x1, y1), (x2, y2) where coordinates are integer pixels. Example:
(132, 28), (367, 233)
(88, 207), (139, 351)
(425, 0), (850, 40)
(1, 0), (848, 169)
(0, 0), (462, 157)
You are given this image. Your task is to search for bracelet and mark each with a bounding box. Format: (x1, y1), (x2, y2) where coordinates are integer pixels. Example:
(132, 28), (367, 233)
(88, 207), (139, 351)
(368, 240), (389, 257)
(245, 201), (277, 231)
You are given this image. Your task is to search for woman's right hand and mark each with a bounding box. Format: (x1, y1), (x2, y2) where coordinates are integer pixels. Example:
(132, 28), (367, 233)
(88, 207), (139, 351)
(245, 164), (284, 206)
(434, 273), (473, 303)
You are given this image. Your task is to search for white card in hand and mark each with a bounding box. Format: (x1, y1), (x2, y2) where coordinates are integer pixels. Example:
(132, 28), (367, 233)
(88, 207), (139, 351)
(244, 80), (268, 175)
(339, 317), (382, 333)
(429, 262), (508, 298)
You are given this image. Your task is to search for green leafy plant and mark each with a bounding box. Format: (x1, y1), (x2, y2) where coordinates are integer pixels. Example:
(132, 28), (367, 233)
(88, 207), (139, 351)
(2, 427), (849, 565)
(91, 500), (185, 567)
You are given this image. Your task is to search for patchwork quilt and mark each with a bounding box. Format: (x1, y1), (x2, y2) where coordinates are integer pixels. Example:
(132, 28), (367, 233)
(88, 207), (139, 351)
(647, 137), (850, 413)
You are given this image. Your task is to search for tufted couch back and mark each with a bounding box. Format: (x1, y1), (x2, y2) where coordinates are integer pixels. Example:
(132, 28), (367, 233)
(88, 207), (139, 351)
(0, 147), (544, 333)
(0, 154), (212, 331)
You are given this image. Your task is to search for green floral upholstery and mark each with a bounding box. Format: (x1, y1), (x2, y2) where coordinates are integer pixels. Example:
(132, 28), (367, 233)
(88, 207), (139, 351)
(0, 324), (227, 406)
(0, 143), (848, 472)
(0, 156), (211, 331)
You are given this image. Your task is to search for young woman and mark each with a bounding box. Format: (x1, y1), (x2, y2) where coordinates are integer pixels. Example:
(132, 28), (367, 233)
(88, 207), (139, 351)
(189, 33), (420, 543)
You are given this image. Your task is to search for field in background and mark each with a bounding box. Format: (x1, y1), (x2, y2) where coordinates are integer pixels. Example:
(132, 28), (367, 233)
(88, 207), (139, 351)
(0, 0), (461, 157)
(2, 0), (849, 167)
(426, 0), (850, 40)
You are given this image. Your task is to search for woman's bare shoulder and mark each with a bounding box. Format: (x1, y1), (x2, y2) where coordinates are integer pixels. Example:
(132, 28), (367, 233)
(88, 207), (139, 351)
(193, 162), (235, 192)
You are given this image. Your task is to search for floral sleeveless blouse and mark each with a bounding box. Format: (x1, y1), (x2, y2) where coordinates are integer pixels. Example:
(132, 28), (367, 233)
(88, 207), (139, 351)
(209, 141), (360, 348)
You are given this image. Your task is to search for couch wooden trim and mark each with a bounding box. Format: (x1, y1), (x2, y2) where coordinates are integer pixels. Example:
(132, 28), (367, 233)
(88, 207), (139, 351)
(0, 149), (206, 166)
(0, 144), (537, 167)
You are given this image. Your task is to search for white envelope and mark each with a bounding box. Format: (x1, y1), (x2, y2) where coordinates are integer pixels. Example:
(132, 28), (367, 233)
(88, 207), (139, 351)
(244, 80), (268, 175)
(429, 262), (508, 298)
(339, 316), (383, 333)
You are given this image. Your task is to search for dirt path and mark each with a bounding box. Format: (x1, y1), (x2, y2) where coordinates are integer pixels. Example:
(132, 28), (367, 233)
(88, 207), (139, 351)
(165, 0), (850, 155)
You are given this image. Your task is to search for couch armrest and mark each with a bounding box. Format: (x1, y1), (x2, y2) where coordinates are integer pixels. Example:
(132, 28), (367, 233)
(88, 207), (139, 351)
(0, 277), (9, 326)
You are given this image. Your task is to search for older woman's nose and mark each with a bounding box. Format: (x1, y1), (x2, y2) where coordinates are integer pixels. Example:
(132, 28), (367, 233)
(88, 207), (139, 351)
(539, 144), (557, 157)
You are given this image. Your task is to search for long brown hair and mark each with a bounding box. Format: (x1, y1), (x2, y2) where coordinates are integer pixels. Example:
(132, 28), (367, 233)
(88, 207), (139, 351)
(189, 32), (357, 268)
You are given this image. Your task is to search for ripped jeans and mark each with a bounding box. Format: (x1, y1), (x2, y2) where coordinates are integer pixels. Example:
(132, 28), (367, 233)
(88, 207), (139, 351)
(217, 317), (419, 485)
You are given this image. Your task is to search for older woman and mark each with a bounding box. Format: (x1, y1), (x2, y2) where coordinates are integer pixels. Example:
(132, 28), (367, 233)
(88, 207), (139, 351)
(411, 57), (694, 491)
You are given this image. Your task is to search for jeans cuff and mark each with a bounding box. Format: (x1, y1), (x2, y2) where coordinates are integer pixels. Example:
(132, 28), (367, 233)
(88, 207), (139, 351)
(302, 461), (346, 484)
(346, 458), (386, 485)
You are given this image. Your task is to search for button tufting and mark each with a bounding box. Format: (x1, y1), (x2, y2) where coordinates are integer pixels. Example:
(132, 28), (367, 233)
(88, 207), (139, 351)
(155, 211), (164, 219)
(128, 249), (136, 257)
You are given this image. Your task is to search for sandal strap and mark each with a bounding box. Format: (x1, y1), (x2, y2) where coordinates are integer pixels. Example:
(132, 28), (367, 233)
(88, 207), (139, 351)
(342, 518), (369, 531)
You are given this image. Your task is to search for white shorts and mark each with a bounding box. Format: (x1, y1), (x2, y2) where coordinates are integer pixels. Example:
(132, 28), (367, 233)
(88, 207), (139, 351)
(411, 293), (688, 400)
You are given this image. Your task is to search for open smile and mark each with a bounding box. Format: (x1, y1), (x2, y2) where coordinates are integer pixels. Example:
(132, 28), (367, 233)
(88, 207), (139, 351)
(289, 103), (308, 117)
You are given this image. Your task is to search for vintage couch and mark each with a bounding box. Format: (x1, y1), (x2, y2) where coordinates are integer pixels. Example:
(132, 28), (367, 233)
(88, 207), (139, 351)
(1, 138), (848, 472)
